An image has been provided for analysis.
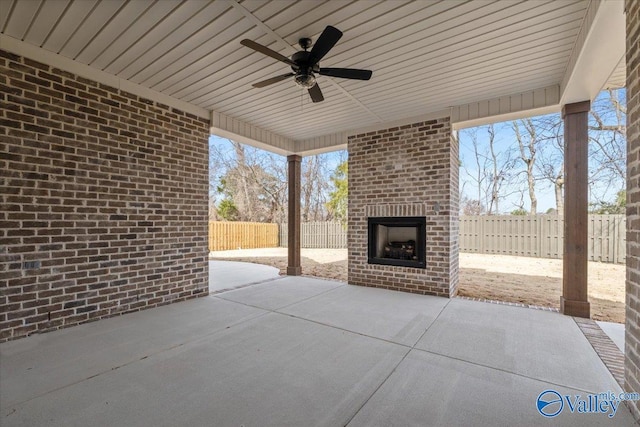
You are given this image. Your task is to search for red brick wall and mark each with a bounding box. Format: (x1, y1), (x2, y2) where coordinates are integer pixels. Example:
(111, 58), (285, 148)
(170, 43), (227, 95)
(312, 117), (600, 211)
(347, 118), (459, 296)
(0, 50), (209, 342)
(625, 0), (640, 420)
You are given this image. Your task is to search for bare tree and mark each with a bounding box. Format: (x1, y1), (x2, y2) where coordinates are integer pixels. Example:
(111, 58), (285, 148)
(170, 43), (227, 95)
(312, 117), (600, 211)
(468, 128), (485, 205)
(554, 164), (564, 216)
(214, 140), (287, 223)
(459, 125), (516, 214)
(588, 88), (626, 205)
(301, 155), (332, 221)
(534, 115), (564, 216)
(486, 124), (518, 214)
(210, 138), (342, 223)
(461, 197), (486, 215)
(457, 89), (625, 216)
(512, 118), (538, 214)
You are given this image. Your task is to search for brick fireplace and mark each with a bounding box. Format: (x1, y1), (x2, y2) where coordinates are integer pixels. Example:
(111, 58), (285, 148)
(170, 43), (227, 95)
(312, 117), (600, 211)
(347, 116), (459, 297)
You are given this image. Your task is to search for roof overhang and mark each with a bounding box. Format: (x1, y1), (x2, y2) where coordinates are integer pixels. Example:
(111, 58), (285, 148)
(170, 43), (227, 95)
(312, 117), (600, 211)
(0, 0), (626, 156)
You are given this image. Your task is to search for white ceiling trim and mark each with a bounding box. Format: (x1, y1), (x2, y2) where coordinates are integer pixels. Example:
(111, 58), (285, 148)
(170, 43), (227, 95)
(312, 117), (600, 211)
(294, 133), (348, 157)
(211, 111), (294, 156)
(451, 85), (561, 130)
(227, 0), (383, 123)
(560, 0), (625, 105)
(226, 0), (293, 56)
(294, 109), (451, 156)
(0, 34), (209, 119)
(345, 109), (451, 137)
(605, 56), (626, 89)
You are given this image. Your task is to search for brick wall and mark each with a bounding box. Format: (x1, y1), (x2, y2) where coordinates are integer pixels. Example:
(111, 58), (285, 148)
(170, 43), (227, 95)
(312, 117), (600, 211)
(347, 117), (459, 296)
(0, 50), (210, 342)
(625, 0), (640, 420)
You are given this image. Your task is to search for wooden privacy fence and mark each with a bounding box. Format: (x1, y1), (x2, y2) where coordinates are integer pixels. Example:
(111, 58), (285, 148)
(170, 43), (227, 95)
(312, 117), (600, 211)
(279, 221), (348, 249)
(211, 216), (625, 263)
(459, 215), (626, 263)
(208, 221), (278, 251)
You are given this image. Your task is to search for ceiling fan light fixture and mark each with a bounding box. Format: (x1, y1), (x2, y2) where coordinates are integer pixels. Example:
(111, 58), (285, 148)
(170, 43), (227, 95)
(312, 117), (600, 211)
(294, 73), (316, 89)
(242, 25), (372, 102)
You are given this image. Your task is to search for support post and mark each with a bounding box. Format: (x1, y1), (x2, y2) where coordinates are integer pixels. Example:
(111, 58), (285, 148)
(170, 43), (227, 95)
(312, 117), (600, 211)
(287, 155), (302, 275)
(561, 100), (590, 318)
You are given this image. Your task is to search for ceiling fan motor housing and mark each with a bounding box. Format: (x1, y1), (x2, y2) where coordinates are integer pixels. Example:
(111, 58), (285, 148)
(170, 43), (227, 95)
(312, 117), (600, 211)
(291, 51), (317, 88)
(298, 37), (313, 50)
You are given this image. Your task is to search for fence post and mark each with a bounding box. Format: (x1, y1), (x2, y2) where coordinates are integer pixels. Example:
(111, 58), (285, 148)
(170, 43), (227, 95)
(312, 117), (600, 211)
(479, 217), (484, 253)
(537, 216), (542, 258)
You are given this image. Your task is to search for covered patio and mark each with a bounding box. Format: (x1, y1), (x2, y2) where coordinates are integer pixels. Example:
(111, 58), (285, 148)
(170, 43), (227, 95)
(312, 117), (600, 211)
(2, 0), (639, 424)
(2, 272), (635, 425)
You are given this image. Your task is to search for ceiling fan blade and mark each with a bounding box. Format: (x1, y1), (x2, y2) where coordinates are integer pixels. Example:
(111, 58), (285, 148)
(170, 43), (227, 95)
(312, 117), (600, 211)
(319, 68), (372, 80)
(252, 73), (295, 88)
(240, 39), (297, 67)
(308, 83), (324, 103)
(308, 26), (342, 65)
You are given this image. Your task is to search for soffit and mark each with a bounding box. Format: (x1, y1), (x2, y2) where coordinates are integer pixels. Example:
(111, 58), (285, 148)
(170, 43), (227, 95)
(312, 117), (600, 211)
(0, 0), (610, 143)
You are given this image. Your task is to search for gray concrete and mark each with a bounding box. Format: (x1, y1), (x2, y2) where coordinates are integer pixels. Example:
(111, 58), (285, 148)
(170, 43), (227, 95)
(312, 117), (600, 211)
(1, 277), (635, 426)
(217, 276), (344, 310)
(209, 260), (280, 292)
(349, 350), (628, 427)
(280, 284), (449, 346)
(415, 298), (619, 393)
(597, 321), (625, 353)
(1, 298), (264, 410)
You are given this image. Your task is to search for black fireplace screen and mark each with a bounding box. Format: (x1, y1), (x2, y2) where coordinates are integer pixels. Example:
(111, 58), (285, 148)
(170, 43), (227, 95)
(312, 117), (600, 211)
(367, 216), (426, 268)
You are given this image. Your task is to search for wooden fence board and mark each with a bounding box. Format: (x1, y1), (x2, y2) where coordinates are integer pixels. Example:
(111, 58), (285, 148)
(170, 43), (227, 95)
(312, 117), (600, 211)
(208, 221), (278, 251)
(279, 221), (347, 249)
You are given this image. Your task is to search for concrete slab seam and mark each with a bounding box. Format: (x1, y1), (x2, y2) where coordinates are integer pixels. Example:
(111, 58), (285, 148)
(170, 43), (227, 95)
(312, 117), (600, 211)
(408, 345), (608, 397)
(343, 297), (452, 426)
(4, 309), (272, 409)
(221, 295), (415, 349)
(209, 276), (286, 295)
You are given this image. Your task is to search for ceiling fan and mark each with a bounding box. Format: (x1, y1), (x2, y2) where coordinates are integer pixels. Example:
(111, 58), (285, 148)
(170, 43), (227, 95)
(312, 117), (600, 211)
(240, 26), (372, 103)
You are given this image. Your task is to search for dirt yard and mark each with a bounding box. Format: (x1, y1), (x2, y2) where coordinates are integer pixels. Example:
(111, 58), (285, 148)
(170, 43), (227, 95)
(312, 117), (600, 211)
(209, 248), (625, 323)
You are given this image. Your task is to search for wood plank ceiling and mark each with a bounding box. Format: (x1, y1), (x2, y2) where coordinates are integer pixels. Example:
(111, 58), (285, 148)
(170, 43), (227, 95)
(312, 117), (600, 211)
(1, 0), (619, 141)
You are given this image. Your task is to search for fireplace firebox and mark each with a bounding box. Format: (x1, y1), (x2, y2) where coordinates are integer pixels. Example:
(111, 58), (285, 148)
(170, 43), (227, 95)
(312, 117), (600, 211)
(368, 217), (426, 268)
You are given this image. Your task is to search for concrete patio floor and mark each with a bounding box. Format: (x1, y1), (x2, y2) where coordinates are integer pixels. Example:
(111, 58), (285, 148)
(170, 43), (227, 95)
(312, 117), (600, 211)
(1, 270), (635, 426)
(209, 260), (280, 293)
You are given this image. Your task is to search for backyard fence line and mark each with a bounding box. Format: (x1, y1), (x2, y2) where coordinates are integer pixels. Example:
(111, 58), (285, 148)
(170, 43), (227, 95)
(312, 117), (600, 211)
(208, 221), (279, 251)
(459, 215), (625, 264)
(211, 215), (626, 263)
(279, 221), (347, 249)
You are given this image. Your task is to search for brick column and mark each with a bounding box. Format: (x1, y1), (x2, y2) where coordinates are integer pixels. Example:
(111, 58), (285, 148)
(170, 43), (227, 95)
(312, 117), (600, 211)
(625, 0), (640, 420)
(287, 155), (302, 275)
(561, 100), (590, 318)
